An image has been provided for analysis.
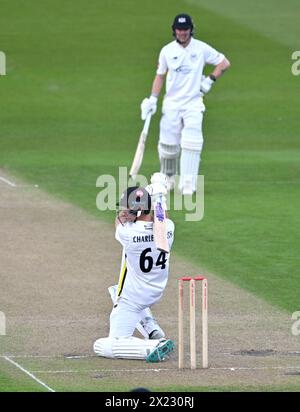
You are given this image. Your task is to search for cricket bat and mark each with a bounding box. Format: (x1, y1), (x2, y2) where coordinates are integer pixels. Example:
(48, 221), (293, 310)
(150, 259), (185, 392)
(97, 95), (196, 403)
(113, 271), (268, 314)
(129, 112), (152, 180)
(153, 193), (169, 253)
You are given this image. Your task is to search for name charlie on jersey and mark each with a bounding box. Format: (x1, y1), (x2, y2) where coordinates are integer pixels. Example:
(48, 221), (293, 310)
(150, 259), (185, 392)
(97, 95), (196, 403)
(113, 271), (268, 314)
(133, 231), (173, 244)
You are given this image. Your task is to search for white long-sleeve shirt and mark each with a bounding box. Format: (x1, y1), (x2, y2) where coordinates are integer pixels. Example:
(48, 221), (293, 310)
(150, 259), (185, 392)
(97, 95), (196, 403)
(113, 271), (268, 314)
(115, 219), (175, 307)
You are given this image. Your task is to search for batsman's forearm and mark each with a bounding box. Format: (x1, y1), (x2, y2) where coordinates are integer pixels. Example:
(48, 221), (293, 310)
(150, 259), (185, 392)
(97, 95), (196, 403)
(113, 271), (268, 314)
(211, 57), (231, 79)
(151, 74), (165, 98)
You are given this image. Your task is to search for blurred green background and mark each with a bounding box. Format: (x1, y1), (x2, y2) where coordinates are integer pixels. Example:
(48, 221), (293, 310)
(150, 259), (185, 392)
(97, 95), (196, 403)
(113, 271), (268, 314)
(0, 0), (299, 312)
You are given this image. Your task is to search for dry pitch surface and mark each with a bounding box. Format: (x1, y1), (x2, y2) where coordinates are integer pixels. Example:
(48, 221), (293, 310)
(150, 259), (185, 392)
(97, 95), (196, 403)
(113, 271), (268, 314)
(0, 169), (299, 392)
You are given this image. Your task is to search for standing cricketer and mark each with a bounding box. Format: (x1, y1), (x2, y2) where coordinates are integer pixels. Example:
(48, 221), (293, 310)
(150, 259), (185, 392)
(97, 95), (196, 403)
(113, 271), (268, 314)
(141, 13), (231, 194)
(93, 181), (175, 362)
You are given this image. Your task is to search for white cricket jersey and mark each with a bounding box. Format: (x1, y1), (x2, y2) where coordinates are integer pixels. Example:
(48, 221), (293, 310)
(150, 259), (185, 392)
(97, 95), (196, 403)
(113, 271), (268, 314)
(156, 38), (224, 109)
(115, 219), (175, 307)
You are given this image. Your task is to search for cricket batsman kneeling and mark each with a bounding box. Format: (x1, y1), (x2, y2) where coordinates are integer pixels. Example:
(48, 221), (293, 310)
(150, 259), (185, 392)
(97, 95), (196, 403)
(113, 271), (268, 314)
(93, 176), (175, 362)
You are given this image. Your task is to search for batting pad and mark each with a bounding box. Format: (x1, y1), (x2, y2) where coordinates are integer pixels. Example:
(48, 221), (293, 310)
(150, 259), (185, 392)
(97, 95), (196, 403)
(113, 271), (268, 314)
(93, 337), (160, 360)
(179, 149), (201, 192)
(158, 142), (180, 177)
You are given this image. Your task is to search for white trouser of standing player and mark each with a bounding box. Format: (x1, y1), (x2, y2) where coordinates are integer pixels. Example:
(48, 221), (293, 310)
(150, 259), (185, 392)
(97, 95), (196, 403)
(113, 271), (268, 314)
(93, 297), (164, 360)
(158, 99), (205, 195)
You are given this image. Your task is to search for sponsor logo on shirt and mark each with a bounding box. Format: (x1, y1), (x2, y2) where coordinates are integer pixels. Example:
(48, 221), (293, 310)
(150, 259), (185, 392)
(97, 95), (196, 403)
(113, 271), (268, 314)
(175, 65), (192, 74)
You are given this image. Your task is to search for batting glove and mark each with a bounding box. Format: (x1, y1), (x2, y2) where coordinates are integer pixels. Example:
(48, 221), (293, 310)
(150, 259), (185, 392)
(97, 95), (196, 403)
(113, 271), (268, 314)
(200, 75), (215, 95)
(151, 172), (168, 190)
(145, 182), (167, 196)
(141, 95), (157, 120)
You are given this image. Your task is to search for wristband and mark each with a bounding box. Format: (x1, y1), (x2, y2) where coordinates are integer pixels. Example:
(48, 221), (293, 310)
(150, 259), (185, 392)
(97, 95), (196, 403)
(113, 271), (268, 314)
(209, 74), (217, 82)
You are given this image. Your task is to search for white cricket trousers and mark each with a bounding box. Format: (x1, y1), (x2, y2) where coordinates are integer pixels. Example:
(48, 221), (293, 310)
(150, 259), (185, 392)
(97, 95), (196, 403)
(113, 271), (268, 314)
(159, 105), (204, 149)
(93, 298), (161, 360)
(109, 298), (146, 338)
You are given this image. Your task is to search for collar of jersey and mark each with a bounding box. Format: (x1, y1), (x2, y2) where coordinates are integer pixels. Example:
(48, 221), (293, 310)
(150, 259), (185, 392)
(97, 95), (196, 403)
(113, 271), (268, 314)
(175, 37), (194, 51)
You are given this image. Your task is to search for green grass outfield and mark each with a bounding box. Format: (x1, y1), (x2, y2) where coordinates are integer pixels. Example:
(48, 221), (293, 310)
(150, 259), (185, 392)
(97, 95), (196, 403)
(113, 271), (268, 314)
(0, 0), (299, 391)
(1, 356), (300, 393)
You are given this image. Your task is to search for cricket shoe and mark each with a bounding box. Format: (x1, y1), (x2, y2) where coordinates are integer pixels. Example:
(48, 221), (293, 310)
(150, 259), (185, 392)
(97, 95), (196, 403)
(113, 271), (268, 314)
(146, 339), (175, 363)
